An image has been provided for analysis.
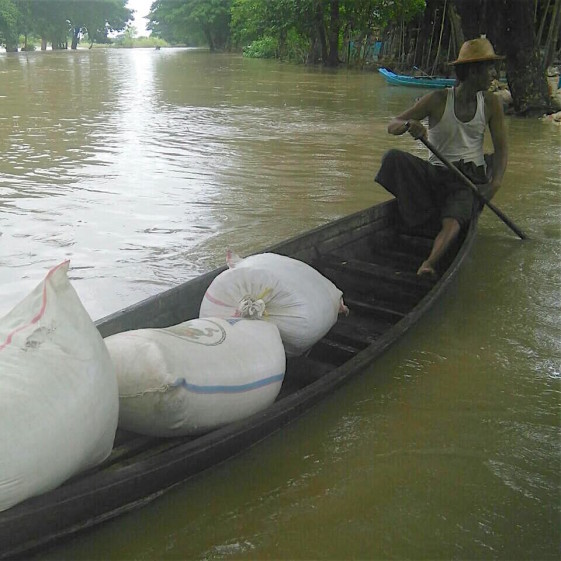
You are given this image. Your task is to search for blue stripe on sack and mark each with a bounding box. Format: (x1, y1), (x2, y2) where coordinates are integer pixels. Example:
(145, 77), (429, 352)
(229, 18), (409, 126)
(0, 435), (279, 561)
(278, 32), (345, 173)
(171, 373), (285, 394)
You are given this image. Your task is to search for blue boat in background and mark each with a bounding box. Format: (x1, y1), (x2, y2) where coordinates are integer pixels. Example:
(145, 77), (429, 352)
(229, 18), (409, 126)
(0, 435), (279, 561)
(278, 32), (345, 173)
(379, 67), (455, 89)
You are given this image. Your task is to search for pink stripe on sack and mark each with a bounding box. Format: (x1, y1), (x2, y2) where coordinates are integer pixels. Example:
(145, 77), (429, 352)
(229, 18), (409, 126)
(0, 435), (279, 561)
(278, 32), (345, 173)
(204, 291), (240, 317)
(204, 292), (231, 308)
(0, 261), (68, 352)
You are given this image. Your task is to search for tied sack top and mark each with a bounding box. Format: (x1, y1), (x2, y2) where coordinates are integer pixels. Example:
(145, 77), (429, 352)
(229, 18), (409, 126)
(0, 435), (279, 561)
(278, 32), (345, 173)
(428, 87), (486, 168)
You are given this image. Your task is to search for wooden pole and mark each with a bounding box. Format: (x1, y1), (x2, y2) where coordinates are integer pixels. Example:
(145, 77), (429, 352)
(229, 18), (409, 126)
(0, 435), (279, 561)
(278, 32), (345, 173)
(431, 0), (448, 76)
(425, 8), (438, 69)
(536, 0), (552, 47)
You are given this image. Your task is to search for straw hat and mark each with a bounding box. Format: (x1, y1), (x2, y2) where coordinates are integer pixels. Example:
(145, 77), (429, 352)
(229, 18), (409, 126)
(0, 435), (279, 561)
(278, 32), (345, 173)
(449, 37), (505, 65)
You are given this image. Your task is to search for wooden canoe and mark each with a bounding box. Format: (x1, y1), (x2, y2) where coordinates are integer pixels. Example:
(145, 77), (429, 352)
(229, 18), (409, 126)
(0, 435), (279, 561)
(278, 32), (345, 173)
(0, 199), (478, 559)
(379, 67), (455, 89)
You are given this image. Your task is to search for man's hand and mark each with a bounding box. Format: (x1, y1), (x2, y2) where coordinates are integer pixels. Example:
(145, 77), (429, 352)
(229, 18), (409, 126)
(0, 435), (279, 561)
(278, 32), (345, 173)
(405, 119), (427, 139)
(477, 181), (500, 201)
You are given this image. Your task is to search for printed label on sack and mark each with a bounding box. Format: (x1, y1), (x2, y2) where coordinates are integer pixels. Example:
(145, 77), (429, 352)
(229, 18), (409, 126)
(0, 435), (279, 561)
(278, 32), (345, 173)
(168, 319), (226, 346)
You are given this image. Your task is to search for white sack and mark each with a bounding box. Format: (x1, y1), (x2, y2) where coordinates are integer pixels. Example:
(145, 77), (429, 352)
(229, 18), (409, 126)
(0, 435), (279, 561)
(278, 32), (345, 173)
(0, 262), (119, 513)
(105, 318), (285, 437)
(199, 252), (346, 356)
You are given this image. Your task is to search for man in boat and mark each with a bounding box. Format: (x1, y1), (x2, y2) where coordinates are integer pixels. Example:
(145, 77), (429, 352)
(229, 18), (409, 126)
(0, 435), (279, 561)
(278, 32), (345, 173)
(375, 37), (508, 277)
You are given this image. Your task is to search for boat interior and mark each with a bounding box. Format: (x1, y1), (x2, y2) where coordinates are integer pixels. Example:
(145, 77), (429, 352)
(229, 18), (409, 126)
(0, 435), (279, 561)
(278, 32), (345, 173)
(90, 205), (451, 473)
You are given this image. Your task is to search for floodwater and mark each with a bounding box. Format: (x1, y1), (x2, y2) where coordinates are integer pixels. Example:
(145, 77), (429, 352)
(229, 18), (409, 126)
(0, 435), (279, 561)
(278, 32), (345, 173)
(1, 48), (559, 560)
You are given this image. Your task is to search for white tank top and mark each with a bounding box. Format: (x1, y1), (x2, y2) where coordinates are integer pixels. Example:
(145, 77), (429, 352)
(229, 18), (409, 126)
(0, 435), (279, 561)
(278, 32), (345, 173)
(428, 88), (486, 167)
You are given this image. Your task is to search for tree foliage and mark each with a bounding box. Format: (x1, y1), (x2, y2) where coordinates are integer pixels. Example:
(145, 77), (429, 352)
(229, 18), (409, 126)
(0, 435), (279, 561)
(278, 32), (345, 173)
(0, 0), (19, 48)
(65, 0), (133, 48)
(148, 0), (231, 50)
(228, 0), (426, 65)
(0, 0), (132, 50)
(231, 0), (316, 60)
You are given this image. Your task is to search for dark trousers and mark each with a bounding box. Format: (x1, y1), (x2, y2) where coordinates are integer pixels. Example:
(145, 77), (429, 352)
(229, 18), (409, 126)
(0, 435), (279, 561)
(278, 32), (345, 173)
(375, 149), (490, 228)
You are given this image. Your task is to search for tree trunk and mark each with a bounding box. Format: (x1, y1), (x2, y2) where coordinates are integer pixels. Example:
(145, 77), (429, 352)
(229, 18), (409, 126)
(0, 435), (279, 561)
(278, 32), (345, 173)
(71, 27), (80, 50)
(278, 29), (287, 60)
(493, 0), (552, 115)
(203, 26), (215, 51)
(448, 2), (464, 57)
(326, 0), (340, 67)
(425, 6), (439, 68)
(415, 0), (437, 69)
(431, 0), (448, 74)
(454, 0), (485, 38)
(543, 0), (561, 68)
(307, 36), (322, 64)
(314, 0), (329, 63)
(536, 0), (552, 46)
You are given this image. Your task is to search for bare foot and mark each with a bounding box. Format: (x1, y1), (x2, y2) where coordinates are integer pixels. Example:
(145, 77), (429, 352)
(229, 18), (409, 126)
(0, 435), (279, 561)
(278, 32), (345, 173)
(417, 261), (437, 278)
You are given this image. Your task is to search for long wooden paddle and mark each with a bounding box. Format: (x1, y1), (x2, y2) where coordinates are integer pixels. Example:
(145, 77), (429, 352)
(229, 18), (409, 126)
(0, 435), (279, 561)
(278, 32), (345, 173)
(419, 136), (528, 240)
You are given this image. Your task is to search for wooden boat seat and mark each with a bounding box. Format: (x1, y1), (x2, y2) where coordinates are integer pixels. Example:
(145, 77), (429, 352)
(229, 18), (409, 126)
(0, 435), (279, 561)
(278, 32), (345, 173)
(342, 297), (405, 323)
(314, 253), (436, 311)
(361, 246), (424, 271)
(309, 338), (359, 365)
(328, 312), (392, 345)
(324, 256), (435, 289)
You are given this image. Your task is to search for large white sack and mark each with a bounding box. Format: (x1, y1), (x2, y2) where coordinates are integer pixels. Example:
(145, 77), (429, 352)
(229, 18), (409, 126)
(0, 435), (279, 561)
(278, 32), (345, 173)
(0, 261), (119, 513)
(105, 318), (286, 437)
(199, 252), (347, 357)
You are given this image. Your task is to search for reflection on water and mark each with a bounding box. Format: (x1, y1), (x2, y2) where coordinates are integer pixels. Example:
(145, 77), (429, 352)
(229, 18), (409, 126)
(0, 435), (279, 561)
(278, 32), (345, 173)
(1, 49), (559, 560)
(0, 49), (392, 319)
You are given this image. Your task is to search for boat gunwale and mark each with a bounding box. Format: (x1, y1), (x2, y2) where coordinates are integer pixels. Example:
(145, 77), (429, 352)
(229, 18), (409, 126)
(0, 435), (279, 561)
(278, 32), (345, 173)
(378, 67), (455, 89)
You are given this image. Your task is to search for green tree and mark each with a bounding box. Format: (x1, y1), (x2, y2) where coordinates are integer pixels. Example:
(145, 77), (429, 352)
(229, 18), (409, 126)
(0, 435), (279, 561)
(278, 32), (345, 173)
(149, 0), (231, 50)
(232, 0), (317, 61)
(342, 0), (385, 66)
(230, 0), (267, 46)
(65, 0), (132, 49)
(0, 0), (20, 51)
(14, 0), (73, 49)
(1, 0), (131, 50)
(231, 0), (425, 66)
(147, 0), (189, 44)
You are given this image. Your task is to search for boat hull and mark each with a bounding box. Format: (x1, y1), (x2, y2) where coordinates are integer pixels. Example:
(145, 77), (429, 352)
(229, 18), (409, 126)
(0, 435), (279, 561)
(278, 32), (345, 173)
(379, 67), (455, 88)
(0, 200), (478, 559)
